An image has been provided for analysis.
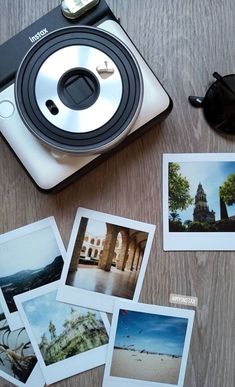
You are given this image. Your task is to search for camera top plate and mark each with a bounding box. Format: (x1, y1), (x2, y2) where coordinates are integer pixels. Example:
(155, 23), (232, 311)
(0, 0), (114, 91)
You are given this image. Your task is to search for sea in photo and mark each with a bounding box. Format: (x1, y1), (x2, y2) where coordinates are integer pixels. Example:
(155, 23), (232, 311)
(22, 291), (109, 366)
(0, 304), (37, 383)
(168, 161), (235, 232)
(110, 310), (188, 384)
(0, 227), (63, 313)
(66, 217), (148, 299)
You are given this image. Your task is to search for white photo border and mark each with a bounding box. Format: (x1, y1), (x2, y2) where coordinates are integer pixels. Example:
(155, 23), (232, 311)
(163, 153), (235, 251)
(0, 217), (66, 330)
(57, 207), (156, 313)
(15, 281), (110, 386)
(102, 299), (195, 387)
(0, 359), (45, 387)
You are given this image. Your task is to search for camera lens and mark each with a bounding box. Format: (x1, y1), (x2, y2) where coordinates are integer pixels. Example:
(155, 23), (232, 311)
(15, 26), (143, 154)
(58, 69), (100, 110)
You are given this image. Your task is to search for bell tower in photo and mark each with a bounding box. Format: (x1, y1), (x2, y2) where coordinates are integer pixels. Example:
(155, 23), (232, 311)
(193, 183), (216, 223)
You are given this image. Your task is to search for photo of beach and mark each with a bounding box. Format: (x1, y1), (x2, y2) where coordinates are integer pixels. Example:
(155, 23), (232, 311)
(110, 309), (188, 384)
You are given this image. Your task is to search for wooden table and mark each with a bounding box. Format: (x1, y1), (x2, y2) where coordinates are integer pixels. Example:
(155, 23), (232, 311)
(0, 1), (234, 386)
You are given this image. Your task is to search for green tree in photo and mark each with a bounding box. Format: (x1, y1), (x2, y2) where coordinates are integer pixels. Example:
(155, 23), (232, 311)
(184, 219), (192, 228)
(48, 321), (56, 341)
(63, 319), (71, 330)
(169, 212), (181, 222)
(168, 163), (193, 212)
(220, 173), (235, 205)
(40, 333), (48, 347)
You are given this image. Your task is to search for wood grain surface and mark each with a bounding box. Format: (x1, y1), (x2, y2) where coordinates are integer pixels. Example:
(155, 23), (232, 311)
(0, 1), (235, 386)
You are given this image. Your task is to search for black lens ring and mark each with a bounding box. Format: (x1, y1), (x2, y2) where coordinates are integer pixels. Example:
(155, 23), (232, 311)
(16, 27), (142, 152)
(25, 35), (134, 140)
(26, 37), (136, 141)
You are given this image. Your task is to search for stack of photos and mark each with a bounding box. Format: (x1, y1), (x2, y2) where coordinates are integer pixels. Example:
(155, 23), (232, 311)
(0, 303), (44, 387)
(0, 208), (195, 386)
(163, 153), (235, 250)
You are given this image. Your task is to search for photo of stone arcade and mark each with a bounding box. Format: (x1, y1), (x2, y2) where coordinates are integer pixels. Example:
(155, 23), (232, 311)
(66, 217), (149, 299)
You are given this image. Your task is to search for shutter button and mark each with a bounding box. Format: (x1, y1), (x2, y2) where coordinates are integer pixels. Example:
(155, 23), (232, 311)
(0, 101), (15, 118)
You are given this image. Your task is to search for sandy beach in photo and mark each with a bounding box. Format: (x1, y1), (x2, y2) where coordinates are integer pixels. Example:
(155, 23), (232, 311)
(111, 348), (181, 384)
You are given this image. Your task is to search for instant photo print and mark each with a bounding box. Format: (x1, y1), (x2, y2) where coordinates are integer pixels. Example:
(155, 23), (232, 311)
(15, 281), (110, 385)
(163, 153), (235, 251)
(0, 303), (45, 387)
(103, 300), (195, 387)
(57, 208), (156, 313)
(0, 217), (66, 330)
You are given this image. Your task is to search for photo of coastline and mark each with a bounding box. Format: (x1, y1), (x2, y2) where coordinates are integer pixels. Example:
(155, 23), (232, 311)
(0, 304), (37, 384)
(0, 226), (64, 313)
(110, 309), (188, 384)
(168, 161), (235, 232)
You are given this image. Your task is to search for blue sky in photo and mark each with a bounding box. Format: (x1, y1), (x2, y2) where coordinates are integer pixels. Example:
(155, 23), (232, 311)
(0, 227), (61, 277)
(22, 291), (102, 344)
(170, 161), (235, 222)
(114, 310), (188, 356)
(85, 218), (107, 238)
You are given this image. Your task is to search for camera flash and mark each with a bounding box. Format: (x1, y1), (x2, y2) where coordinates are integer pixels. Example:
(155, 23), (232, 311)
(61, 0), (100, 19)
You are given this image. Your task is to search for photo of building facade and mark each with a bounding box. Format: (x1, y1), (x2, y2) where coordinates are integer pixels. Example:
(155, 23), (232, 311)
(66, 217), (149, 299)
(79, 232), (122, 266)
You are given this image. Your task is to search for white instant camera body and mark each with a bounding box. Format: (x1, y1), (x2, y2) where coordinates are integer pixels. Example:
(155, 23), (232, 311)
(0, 0), (172, 192)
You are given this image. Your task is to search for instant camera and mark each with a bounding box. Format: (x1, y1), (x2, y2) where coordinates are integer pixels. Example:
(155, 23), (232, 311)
(0, 0), (172, 192)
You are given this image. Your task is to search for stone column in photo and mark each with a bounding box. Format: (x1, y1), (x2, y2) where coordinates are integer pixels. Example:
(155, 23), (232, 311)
(69, 217), (88, 272)
(125, 238), (136, 270)
(132, 246), (140, 270)
(129, 242), (137, 271)
(98, 224), (119, 271)
(136, 250), (143, 271)
(116, 229), (129, 271)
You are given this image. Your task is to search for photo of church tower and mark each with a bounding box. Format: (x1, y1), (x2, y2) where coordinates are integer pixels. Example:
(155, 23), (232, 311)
(193, 183), (215, 223)
(167, 160), (235, 232)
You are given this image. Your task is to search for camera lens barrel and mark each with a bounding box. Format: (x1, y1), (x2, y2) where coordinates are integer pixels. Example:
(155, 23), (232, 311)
(15, 26), (143, 154)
